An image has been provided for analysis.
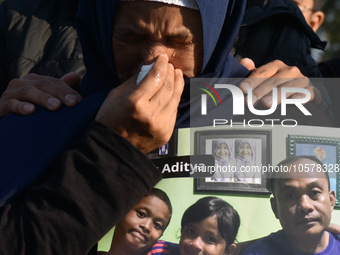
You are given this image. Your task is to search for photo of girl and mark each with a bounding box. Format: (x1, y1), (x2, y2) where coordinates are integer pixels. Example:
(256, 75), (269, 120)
(234, 140), (261, 184)
(210, 140), (234, 182)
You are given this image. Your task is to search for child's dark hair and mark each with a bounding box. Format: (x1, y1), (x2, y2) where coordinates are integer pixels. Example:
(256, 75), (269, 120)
(148, 188), (172, 216)
(181, 197), (240, 245)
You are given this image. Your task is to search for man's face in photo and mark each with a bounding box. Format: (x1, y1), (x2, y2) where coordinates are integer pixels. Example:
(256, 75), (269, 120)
(271, 158), (336, 239)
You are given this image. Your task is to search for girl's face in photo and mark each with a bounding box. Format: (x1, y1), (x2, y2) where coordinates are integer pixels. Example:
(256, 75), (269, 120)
(215, 143), (230, 160)
(179, 215), (228, 255)
(238, 142), (252, 159)
(114, 195), (171, 253)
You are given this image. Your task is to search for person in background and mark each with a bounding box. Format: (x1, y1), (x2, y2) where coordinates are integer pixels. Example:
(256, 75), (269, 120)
(293, 0), (326, 32)
(234, 0), (333, 120)
(0, 0), (84, 101)
(234, 0), (327, 77)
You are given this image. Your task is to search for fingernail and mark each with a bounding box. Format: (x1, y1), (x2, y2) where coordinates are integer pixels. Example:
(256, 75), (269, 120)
(292, 94), (303, 99)
(47, 98), (61, 109)
(240, 82), (251, 90)
(23, 104), (34, 113)
(263, 96), (272, 106)
(162, 54), (169, 61)
(252, 95), (258, 105)
(176, 69), (183, 76)
(65, 94), (77, 105)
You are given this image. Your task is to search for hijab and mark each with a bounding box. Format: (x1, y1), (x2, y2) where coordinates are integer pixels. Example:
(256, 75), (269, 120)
(0, 0), (248, 206)
(235, 139), (255, 165)
(212, 140), (232, 163)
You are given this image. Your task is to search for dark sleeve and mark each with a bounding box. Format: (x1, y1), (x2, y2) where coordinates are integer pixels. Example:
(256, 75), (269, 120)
(0, 121), (162, 255)
(236, 16), (321, 77)
(0, 90), (109, 207)
(0, 1), (9, 93)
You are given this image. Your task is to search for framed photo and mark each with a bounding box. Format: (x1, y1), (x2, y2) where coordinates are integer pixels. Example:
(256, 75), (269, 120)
(287, 135), (340, 208)
(194, 129), (271, 194)
(146, 129), (178, 159)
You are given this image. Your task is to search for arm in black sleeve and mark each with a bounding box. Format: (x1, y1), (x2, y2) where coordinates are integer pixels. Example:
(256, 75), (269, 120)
(0, 121), (162, 255)
(0, 2), (9, 93)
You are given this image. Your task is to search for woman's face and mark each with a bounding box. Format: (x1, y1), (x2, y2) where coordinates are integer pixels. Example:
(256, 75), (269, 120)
(179, 215), (228, 255)
(112, 1), (203, 82)
(114, 195), (171, 253)
(238, 142), (252, 159)
(215, 143), (230, 159)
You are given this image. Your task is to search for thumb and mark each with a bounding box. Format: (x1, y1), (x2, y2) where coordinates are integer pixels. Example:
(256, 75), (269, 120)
(61, 72), (82, 87)
(239, 58), (256, 71)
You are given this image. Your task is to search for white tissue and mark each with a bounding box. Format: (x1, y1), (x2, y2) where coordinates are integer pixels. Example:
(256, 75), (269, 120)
(137, 63), (155, 85)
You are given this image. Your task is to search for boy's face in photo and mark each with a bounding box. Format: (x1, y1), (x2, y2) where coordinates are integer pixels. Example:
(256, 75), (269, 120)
(112, 1), (203, 82)
(270, 158), (336, 241)
(114, 195), (171, 253)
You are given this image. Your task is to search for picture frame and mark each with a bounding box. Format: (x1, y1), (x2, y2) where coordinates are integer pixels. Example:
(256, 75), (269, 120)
(146, 129), (178, 159)
(287, 135), (340, 208)
(194, 129), (272, 194)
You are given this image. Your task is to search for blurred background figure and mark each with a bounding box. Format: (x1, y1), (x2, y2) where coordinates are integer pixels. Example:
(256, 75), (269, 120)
(0, 0), (84, 94)
(234, 0), (327, 78)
